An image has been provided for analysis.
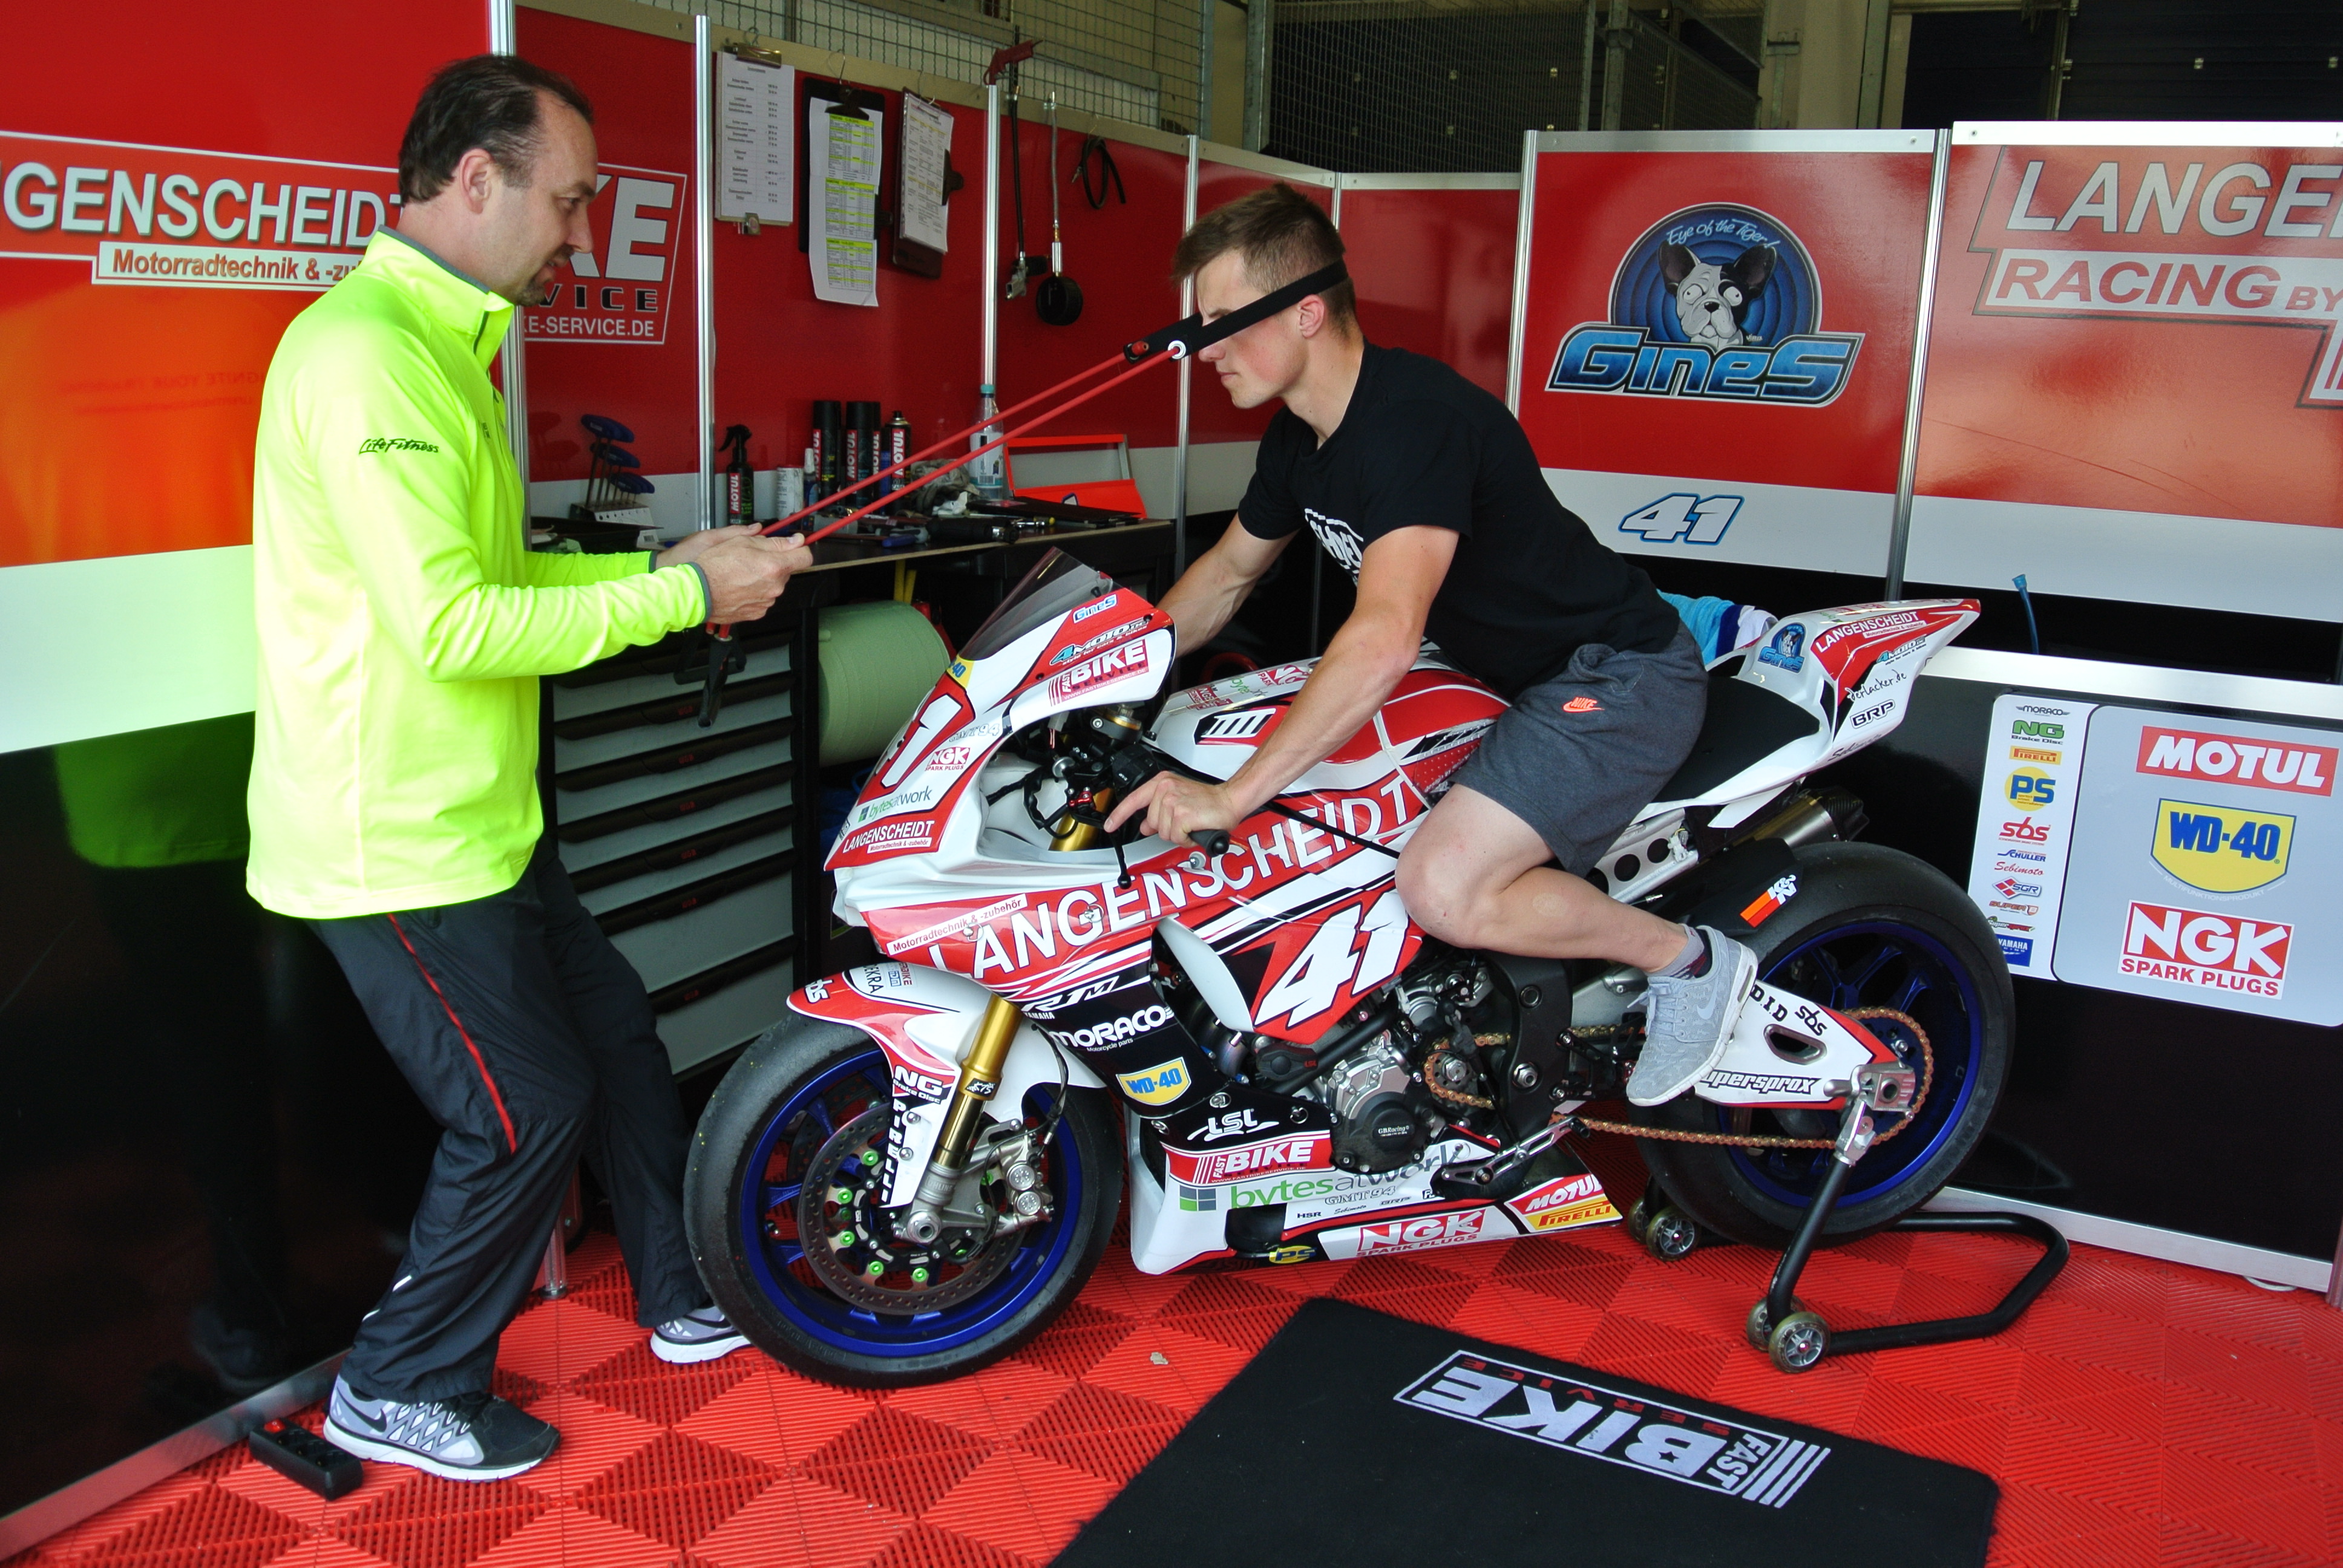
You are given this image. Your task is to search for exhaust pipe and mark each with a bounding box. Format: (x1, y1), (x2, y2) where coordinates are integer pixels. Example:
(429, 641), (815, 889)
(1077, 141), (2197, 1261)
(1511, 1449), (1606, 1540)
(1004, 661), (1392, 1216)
(1739, 787), (1868, 849)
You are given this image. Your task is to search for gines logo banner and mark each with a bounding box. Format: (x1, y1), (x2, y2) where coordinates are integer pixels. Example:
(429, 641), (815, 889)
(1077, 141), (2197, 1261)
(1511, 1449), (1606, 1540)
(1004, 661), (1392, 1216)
(1547, 204), (1862, 406)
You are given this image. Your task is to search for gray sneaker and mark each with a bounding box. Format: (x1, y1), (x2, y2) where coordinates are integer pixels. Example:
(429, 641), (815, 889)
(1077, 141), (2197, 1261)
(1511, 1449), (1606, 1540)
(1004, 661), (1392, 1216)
(651, 1305), (749, 1365)
(1627, 927), (1758, 1106)
(324, 1376), (558, 1481)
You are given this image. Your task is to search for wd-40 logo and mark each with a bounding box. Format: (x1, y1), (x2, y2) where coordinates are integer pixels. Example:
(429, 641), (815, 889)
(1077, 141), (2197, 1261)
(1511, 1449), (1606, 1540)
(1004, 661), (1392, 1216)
(2154, 800), (2293, 893)
(1546, 204), (1861, 406)
(1115, 1057), (1191, 1108)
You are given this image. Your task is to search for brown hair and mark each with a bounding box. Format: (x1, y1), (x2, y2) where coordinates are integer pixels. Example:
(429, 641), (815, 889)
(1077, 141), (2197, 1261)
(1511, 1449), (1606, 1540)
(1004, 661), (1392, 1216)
(1172, 182), (1355, 327)
(400, 55), (594, 203)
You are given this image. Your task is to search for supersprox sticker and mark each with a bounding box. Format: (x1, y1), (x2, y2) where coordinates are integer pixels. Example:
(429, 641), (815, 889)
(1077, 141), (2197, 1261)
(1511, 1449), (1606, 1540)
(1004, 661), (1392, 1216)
(1397, 1351), (1831, 1508)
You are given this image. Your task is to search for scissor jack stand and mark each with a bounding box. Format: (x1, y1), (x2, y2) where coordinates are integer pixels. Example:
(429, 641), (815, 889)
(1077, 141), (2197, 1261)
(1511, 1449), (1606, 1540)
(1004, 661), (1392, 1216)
(1631, 1062), (2069, 1374)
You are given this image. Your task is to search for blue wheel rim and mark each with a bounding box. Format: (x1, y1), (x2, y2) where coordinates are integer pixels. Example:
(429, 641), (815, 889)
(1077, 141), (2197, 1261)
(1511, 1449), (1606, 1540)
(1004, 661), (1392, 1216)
(1722, 921), (1985, 1211)
(736, 1045), (1085, 1357)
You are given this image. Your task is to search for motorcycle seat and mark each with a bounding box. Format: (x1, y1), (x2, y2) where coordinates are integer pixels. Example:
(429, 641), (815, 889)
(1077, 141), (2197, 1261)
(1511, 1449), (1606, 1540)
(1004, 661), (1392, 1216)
(1654, 671), (1823, 802)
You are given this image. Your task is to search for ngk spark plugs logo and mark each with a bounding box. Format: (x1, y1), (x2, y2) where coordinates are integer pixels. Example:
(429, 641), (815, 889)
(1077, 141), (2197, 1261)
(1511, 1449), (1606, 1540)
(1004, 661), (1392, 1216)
(2121, 901), (2292, 1001)
(1, 132), (390, 290)
(519, 164), (684, 345)
(1546, 204), (1861, 406)
(1970, 149), (2343, 406)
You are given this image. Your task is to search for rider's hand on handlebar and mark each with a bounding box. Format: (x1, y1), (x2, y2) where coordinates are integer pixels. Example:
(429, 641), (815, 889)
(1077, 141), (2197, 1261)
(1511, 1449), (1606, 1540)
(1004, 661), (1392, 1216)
(1104, 773), (1238, 851)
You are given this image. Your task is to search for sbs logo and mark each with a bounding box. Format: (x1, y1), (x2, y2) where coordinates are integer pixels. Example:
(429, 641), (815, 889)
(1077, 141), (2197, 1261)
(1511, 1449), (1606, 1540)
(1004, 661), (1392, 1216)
(1045, 1005), (1175, 1051)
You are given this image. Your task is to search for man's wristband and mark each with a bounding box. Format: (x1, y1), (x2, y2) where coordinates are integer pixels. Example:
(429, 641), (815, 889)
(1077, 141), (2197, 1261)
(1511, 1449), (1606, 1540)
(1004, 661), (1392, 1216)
(651, 550), (715, 621)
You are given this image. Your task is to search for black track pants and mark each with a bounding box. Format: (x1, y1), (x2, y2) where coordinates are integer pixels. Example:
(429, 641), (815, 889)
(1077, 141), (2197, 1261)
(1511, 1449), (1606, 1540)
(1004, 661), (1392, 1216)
(309, 838), (707, 1401)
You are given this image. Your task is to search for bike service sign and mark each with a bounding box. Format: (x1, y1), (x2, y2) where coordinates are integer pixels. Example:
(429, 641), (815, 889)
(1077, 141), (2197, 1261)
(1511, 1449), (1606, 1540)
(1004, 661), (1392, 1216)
(517, 163), (686, 347)
(1968, 695), (2343, 1025)
(1510, 131), (1936, 575)
(1905, 125), (2343, 622)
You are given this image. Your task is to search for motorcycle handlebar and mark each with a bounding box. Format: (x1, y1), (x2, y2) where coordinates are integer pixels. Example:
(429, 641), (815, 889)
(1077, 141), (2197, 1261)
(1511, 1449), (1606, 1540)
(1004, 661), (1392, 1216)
(1193, 829), (1233, 857)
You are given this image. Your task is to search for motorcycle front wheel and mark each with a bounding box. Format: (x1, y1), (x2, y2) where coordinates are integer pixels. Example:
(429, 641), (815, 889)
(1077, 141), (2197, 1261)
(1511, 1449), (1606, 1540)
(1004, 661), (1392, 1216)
(1633, 840), (2013, 1249)
(684, 1014), (1121, 1387)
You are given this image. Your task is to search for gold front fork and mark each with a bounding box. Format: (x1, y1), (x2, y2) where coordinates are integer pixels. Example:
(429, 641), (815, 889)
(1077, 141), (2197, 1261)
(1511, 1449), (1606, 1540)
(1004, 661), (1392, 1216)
(929, 995), (1022, 1173)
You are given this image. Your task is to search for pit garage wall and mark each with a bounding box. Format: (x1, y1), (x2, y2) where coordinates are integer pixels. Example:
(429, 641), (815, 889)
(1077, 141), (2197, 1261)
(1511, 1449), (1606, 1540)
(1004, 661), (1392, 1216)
(1509, 125), (2343, 1291)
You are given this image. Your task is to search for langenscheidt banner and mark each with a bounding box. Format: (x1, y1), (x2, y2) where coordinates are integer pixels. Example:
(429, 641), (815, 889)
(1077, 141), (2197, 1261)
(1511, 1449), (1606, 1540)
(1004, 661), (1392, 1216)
(1509, 130), (1937, 577)
(1906, 124), (2343, 621)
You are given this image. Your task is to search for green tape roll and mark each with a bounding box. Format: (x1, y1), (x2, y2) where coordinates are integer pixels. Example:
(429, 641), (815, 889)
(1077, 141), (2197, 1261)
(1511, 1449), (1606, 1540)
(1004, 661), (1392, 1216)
(818, 601), (951, 766)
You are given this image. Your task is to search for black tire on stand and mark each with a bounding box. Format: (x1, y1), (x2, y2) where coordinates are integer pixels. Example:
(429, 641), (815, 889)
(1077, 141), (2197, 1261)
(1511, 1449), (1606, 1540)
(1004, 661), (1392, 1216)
(684, 1012), (1122, 1387)
(1633, 841), (2013, 1250)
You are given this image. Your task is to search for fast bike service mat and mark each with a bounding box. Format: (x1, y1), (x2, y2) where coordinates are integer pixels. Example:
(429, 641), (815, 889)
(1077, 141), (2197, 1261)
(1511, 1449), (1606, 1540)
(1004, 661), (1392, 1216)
(1054, 1297), (1998, 1568)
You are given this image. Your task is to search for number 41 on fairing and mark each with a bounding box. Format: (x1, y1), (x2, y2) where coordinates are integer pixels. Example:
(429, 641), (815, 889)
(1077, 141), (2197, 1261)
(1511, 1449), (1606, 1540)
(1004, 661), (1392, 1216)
(1619, 493), (1742, 546)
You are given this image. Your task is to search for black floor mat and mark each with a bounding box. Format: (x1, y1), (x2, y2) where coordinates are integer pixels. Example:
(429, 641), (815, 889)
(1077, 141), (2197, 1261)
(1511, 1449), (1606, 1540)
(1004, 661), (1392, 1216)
(1055, 1298), (1997, 1568)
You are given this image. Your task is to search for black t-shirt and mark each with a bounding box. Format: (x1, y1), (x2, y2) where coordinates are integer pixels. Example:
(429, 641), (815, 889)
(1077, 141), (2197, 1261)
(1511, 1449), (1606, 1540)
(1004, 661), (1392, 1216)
(1237, 344), (1680, 698)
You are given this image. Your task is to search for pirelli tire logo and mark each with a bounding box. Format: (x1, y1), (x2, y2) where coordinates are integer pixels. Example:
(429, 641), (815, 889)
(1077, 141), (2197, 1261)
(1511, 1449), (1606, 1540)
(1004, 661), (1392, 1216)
(357, 437), (441, 455)
(1397, 1350), (1832, 1508)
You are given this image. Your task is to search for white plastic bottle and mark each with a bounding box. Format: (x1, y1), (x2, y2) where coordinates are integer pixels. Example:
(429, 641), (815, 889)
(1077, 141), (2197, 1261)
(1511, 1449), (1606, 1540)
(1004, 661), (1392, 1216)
(969, 385), (1007, 498)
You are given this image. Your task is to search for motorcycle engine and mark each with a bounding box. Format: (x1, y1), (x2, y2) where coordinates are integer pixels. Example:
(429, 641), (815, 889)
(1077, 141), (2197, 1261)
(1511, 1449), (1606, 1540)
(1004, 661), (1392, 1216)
(1324, 1039), (1429, 1174)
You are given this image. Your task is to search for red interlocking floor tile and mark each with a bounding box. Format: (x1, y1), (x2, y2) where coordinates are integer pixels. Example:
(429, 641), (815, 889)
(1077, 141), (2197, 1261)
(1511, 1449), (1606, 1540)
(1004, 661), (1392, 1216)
(9, 1214), (2339, 1568)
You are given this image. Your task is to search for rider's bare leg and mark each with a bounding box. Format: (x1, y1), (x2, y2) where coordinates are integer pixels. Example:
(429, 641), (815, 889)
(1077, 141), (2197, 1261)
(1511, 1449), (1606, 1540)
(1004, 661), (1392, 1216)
(1395, 784), (1688, 969)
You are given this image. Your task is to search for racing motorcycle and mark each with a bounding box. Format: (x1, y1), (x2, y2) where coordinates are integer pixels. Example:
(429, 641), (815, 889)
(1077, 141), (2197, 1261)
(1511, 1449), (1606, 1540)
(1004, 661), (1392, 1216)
(683, 549), (2012, 1386)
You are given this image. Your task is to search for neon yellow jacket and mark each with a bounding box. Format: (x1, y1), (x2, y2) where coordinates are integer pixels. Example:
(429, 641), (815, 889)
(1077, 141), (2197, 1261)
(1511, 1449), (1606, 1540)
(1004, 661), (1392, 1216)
(247, 229), (707, 919)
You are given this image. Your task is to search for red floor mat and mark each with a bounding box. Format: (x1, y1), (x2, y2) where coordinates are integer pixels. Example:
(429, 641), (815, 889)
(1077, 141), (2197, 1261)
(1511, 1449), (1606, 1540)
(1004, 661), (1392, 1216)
(10, 1207), (2339, 1568)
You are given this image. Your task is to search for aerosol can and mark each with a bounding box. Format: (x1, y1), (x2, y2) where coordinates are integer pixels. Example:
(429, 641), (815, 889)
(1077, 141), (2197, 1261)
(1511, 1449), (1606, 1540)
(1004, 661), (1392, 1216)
(970, 387), (1006, 498)
(721, 425), (753, 526)
(880, 410), (911, 500)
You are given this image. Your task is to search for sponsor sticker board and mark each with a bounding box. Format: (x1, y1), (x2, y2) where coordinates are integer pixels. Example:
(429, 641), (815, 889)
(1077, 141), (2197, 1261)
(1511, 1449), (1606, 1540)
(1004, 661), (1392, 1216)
(1965, 695), (2097, 978)
(2053, 704), (2343, 1026)
(1511, 136), (1937, 575)
(1907, 131), (2343, 619)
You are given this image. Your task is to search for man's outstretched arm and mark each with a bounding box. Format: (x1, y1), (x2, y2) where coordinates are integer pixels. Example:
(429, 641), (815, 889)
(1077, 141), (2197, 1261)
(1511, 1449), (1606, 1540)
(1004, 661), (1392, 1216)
(1109, 524), (1457, 846)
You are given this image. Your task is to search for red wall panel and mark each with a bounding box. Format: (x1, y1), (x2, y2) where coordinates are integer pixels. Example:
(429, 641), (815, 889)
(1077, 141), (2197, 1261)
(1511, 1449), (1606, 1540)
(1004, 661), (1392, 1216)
(1, 0), (490, 567)
(1339, 186), (1518, 400)
(521, 9), (1200, 488)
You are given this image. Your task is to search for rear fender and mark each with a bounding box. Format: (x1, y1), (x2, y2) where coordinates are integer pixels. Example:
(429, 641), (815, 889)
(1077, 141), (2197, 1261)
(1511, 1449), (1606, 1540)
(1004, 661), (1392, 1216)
(789, 963), (1107, 1208)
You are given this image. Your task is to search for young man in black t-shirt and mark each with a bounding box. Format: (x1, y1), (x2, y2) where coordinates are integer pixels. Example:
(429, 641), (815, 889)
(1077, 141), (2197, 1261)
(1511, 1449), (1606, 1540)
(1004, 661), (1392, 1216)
(1106, 185), (1753, 1104)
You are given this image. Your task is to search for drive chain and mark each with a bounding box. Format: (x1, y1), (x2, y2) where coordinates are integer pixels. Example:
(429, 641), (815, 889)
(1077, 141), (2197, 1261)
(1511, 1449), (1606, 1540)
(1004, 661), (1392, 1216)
(1564, 1009), (1934, 1151)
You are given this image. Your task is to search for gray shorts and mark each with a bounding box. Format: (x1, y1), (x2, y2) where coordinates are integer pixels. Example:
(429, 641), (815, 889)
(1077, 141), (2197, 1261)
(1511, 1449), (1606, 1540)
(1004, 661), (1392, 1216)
(1449, 629), (1708, 875)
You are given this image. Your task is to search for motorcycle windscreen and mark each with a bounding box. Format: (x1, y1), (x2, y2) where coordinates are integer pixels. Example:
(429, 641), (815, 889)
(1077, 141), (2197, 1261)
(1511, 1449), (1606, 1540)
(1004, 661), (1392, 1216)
(960, 547), (1114, 660)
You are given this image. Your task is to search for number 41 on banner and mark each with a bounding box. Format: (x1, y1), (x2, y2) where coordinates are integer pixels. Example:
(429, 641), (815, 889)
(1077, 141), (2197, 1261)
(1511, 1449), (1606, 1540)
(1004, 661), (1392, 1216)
(1619, 493), (1741, 546)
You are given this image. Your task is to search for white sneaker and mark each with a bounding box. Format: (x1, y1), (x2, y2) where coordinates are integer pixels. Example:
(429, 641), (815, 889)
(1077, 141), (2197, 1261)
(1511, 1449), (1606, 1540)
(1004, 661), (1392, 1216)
(1627, 927), (1757, 1106)
(651, 1305), (749, 1365)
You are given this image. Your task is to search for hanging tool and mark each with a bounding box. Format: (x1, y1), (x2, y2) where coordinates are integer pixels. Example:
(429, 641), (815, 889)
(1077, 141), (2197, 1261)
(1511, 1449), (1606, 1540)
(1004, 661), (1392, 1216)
(1073, 135), (1125, 211)
(1003, 48), (1030, 301)
(1036, 94), (1083, 325)
(690, 262), (1349, 725)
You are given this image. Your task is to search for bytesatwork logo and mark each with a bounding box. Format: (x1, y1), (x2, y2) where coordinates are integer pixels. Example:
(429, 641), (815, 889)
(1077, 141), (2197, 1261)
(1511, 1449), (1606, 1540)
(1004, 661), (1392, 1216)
(1546, 204), (1863, 406)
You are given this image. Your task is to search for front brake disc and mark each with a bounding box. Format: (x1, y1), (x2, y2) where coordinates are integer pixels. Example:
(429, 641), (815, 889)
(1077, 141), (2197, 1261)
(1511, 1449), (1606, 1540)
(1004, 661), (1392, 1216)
(795, 1105), (1021, 1313)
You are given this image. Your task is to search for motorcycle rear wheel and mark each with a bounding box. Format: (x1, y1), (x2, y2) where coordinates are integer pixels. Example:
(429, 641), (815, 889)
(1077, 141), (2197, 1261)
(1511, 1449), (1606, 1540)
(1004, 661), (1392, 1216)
(1633, 841), (2012, 1249)
(685, 1014), (1121, 1387)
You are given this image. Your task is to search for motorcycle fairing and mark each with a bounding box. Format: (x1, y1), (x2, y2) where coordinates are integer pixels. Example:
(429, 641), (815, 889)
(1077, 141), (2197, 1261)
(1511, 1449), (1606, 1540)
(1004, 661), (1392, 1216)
(788, 962), (1107, 1209)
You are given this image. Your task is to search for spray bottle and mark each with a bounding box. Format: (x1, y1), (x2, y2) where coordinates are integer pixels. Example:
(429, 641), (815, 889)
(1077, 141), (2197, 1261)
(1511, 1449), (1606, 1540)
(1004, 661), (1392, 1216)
(721, 425), (754, 526)
(880, 410), (911, 501)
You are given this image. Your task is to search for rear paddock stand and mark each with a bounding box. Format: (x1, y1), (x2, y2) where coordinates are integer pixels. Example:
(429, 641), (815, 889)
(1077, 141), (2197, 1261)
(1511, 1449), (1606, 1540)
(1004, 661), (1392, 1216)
(1627, 1080), (2068, 1374)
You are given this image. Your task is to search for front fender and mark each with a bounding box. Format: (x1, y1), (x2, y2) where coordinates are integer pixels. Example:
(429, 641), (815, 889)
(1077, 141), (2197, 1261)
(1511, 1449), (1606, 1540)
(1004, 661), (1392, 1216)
(790, 962), (1107, 1208)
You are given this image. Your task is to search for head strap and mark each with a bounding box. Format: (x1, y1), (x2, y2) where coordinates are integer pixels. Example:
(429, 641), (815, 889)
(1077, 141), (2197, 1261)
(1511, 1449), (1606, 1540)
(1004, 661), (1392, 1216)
(1124, 261), (1350, 364)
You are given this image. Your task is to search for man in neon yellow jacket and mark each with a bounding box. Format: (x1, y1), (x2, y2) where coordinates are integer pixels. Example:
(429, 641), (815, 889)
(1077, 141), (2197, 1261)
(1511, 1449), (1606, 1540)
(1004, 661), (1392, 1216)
(248, 56), (808, 1481)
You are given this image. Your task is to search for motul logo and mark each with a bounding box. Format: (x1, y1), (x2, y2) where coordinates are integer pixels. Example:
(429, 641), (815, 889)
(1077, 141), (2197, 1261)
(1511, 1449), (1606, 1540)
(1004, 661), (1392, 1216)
(2122, 900), (2292, 999)
(2136, 727), (2333, 797)
(1166, 1132), (1330, 1184)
